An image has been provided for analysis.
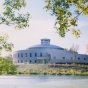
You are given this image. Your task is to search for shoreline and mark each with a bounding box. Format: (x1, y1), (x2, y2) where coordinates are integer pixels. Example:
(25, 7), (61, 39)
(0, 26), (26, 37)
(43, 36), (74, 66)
(1, 64), (88, 76)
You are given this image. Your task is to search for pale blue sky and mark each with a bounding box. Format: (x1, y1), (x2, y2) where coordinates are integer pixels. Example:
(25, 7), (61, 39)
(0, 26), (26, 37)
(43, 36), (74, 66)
(0, 0), (88, 55)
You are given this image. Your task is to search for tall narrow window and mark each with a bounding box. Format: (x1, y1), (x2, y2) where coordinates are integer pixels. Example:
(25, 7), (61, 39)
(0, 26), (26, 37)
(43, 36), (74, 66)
(35, 60), (36, 63)
(30, 53), (32, 57)
(25, 53), (27, 57)
(30, 60), (31, 63)
(40, 53), (42, 57)
(21, 53), (23, 57)
(18, 60), (19, 63)
(21, 60), (23, 63)
(35, 53), (37, 57)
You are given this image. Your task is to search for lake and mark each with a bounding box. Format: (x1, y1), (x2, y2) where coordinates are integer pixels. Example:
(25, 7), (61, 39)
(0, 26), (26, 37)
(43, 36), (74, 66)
(0, 76), (88, 88)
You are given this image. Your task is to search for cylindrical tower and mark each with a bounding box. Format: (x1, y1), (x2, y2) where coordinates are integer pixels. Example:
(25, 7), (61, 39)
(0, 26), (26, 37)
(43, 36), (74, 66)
(41, 38), (50, 45)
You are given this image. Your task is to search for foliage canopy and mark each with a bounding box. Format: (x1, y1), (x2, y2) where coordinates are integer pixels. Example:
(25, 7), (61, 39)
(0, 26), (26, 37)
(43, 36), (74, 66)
(0, 0), (30, 54)
(0, 57), (17, 75)
(1, 0), (30, 29)
(45, 0), (88, 38)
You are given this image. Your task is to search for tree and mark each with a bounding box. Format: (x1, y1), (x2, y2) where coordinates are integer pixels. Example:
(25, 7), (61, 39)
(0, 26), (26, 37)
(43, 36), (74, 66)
(1, 0), (30, 29)
(69, 44), (79, 64)
(0, 0), (30, 54)
(0, 1), (29, 74)
(0, 33), (14, 55)
(44, 0), (88, 38)
(0, 57), (17, 75)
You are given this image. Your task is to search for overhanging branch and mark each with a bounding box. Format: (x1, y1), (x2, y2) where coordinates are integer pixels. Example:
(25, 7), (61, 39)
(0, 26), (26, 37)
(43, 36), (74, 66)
(75, 6), (88, 19)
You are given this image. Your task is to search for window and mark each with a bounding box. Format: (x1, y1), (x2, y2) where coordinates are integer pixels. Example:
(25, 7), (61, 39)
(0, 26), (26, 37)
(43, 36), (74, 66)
(40, 53), (42, 57)
(25, 53), (27, 57)
(18, 54), (19, 57)
(30, 60), (31, 63)
(18, 60), (19, 63)
(21, 60), (23, 63)
(25, 60), (27, 62)
(35, 60), (36, 63)
(21, 53), (23, 57)
(84, 58), (86, 60)
(62, 57), (65, 59)
(78, 57), (80, 60)
(30, 53), (32, 57)
(35, 53), (37, 57)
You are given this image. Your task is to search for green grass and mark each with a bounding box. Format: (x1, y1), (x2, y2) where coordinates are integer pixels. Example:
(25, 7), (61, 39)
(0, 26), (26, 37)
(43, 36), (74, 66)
(15, 64), (88, 76)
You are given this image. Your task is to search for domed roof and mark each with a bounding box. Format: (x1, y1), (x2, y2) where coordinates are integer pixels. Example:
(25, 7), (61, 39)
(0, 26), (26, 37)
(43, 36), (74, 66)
(27, 38), (64, 50)
(27, 44), (64, 50)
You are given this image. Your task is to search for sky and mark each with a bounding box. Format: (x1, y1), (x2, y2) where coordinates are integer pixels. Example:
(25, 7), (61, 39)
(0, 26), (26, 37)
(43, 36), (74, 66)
(0, 0), (88, 56)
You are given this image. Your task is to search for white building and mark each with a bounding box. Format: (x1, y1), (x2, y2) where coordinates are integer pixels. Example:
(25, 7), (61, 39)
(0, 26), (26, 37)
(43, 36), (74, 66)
(13, 39), (88, 64)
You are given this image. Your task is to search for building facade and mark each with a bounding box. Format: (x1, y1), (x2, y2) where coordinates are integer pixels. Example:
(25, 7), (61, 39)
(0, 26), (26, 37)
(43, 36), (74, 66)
(13, 39), (88, 65)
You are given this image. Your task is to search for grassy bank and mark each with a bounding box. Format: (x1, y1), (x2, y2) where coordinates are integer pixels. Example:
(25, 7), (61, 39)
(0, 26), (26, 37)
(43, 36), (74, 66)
(16, 64), (88, 76)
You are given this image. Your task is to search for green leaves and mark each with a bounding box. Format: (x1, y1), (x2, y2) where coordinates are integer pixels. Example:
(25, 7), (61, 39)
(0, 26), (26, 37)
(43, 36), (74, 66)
(0, 33), (14, 55)
(70, 18), (78, 26)
(44, 0), (88, 38)
(72, 29), (81, 38)
(0, 0), (30, 54)
(0, 58), (17, 75)
(3, 0), (26, 10)
(0, 0), (30, 29)
(14, 13), (30, 29)
(67, 11), (72, 17)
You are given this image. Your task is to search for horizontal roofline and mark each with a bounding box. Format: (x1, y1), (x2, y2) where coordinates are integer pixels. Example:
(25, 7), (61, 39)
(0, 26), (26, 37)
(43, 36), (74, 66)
(26, 44), (64, 50)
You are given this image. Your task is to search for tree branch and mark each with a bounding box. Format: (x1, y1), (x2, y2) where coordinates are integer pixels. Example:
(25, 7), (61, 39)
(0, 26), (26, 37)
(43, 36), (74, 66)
(75, 6), (88, 19)
(0, 6), (14, 24)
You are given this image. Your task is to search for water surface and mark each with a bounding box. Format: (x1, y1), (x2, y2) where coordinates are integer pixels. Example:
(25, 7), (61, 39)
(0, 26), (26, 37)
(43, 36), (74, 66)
(0, 76), (88, 88)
